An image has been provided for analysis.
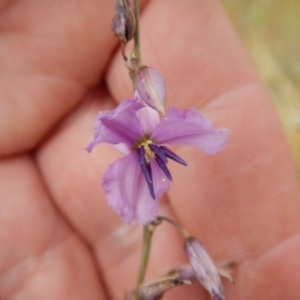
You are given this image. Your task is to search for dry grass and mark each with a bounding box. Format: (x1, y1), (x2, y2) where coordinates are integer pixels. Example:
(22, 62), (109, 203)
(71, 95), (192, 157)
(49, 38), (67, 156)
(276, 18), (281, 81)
(222, 0), (300, 175)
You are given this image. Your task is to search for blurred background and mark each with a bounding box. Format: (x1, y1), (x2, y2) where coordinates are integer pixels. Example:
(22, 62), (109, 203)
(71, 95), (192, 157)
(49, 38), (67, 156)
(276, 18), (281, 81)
(222, 0), (300, 176)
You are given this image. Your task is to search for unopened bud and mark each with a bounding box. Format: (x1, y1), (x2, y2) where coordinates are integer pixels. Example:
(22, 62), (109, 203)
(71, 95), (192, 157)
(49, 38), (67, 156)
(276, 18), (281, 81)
(136, 66), (167, 115)
(112, 0), (135, 43)
(126, 275), (191, 300)
(184, 237), (225, 300)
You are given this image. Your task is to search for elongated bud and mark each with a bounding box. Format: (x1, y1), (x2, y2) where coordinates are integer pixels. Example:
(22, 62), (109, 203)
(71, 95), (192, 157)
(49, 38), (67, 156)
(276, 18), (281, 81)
(184, 237), (225, 300)
(126, 275), (191, 300)
(112, 0), (135, 43)
(136, 66), (167, 115)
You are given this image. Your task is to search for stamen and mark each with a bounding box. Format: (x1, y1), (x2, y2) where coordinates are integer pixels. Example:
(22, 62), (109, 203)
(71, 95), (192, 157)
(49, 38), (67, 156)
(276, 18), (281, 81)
(148, 144), (167, 163)
(137, 145), (155, 199)
(160, 146), (188, 166)
(155, 155), (173, 181)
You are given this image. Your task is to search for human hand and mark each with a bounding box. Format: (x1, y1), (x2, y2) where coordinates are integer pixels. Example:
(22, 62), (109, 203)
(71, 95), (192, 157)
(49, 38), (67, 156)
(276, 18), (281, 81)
(1, 1), (300, 299)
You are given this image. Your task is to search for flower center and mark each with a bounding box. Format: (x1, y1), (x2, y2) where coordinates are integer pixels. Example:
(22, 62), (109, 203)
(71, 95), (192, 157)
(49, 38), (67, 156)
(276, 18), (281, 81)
(139, 140), (155, 163)
(136, 142), (188, 200)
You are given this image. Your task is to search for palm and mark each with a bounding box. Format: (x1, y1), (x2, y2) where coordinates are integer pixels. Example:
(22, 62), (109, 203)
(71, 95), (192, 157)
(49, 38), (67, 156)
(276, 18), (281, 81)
(1, 1), (299, 299)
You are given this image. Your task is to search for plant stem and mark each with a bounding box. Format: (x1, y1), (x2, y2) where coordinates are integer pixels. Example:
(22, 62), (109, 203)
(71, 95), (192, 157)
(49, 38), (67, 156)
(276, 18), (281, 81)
(133, 2), (152, 289)
(133, 0), (141, 66)
(136, 224), (154, 287)
(129, 0), (141, 86)
(156, 216), (189, 237)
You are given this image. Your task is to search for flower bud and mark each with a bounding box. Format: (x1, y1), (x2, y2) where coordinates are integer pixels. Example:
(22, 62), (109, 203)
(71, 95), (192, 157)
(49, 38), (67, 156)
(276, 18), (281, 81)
(184, 237), (224, 300)
(126, 275), (191, 300)
(112, 0), (135, 43)
(136, 66), (167, 115)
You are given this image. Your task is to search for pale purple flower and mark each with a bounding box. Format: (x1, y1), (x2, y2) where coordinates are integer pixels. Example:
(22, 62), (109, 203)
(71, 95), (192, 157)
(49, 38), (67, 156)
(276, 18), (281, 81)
(86, 97), (229, 225)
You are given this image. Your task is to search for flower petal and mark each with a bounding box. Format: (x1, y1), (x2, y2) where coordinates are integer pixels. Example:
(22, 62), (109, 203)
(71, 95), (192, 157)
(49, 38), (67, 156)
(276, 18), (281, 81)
(151, 107), (229, 154)
(86, 98), (145, 152)
(135, 91), (160, 134)
(113, 143), (131, 155)
(102, 153), (170, 225)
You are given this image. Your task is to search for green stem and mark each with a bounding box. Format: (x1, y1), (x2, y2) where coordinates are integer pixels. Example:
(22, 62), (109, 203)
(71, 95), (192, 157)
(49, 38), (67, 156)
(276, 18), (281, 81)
(136, 225), (154, 287)
(133, 0), (141, 66)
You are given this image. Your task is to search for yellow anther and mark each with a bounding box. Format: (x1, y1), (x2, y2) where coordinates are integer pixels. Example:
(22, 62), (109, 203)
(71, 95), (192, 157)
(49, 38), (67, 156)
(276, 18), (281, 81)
(140, 140), (154, 163)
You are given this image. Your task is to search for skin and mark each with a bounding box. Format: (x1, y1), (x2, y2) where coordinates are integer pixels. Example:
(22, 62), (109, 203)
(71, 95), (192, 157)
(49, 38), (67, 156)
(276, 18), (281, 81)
(0, 0), (299, 299)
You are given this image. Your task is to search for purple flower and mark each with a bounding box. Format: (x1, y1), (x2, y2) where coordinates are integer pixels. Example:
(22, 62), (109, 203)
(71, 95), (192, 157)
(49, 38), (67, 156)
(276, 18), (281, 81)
(86, 97), (229, 225)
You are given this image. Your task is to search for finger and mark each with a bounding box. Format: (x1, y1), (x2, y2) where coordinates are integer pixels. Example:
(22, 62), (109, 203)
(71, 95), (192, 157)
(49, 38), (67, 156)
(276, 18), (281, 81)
(225, 234), (300, 299)
(0, 0), (116, 155)
(170, 84), (300, 258)
(0, 156), (107, 299)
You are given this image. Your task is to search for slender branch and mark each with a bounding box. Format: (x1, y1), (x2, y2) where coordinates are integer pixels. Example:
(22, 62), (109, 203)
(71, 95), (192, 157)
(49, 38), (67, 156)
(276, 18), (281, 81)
(136, 224), (154, 287)
(128, 0), (142, 87)
(133, 0), (141, 66)
(132, 0), (154, 292)
(156, 216), (189, 237)
(156, 216), (184, 231)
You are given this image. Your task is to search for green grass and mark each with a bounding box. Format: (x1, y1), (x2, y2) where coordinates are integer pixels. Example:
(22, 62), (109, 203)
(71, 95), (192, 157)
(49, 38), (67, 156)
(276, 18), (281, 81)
(222, 0), (300, 175)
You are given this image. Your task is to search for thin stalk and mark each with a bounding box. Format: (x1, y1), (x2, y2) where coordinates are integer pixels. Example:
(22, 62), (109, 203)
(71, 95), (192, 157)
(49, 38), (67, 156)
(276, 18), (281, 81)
(132, 0), (153, 292)
(129, 0), (142, 86)
(136, 224), (154, 287)
(156, 216), (189, 237)
(156, 216), (184, 231)
(133, 0), (141, 66)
